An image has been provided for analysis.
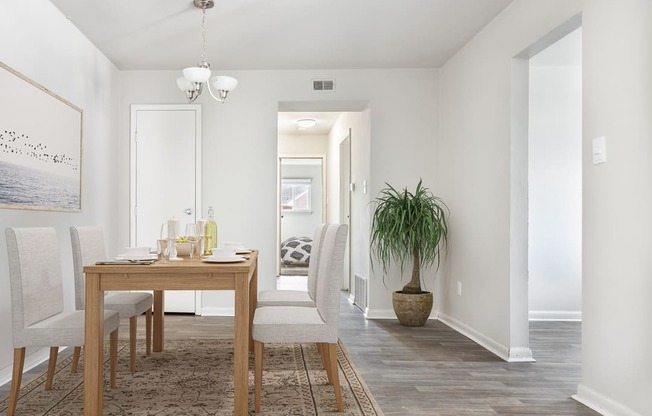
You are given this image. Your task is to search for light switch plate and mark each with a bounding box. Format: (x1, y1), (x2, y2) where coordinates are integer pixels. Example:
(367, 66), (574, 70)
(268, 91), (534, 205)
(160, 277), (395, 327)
(592, 136), (607, 164)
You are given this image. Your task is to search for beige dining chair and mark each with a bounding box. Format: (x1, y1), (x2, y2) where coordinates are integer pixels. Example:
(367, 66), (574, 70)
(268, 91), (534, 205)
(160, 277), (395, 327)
(5, 227), (120, 416)
(253, 223), (348, 413)
(256, 223), (328, 308)
(70, 226), (153, 373)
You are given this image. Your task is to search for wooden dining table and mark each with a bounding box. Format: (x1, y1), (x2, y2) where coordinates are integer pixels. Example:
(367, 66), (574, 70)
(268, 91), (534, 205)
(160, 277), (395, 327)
(83, 251), (258, 415)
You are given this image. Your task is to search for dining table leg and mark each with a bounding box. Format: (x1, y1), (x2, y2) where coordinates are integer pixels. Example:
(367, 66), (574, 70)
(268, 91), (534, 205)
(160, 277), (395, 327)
(153, 290), (165, 352)
(234, 271), (250, 415)
(248, 257), (258, 352)
(84, 272), (104, 415)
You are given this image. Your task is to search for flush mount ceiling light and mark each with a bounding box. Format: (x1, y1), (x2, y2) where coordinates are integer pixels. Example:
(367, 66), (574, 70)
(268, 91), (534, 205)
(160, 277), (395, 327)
(296, 119), (317, 129)
(176, 0), (238, 103)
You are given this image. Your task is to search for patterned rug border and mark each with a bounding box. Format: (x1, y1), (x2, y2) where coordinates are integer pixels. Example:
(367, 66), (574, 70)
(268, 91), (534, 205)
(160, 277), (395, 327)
(0, 340), (384, 416)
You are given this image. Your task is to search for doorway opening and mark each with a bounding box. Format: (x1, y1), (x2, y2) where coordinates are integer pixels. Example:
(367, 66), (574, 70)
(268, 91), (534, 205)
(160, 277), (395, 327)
(276, 101), (369, 306)
(510, 14), (582, 362)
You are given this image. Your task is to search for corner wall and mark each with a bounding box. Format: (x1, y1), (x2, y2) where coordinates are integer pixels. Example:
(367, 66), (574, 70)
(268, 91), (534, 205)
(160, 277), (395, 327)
(0, 1), (120, 384)
(437, 0), (582, 358)
(575, 1), (652, 415)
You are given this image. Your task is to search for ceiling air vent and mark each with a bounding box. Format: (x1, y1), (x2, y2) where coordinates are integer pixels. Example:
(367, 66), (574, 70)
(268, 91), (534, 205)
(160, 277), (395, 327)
(313, 79), (335, 91)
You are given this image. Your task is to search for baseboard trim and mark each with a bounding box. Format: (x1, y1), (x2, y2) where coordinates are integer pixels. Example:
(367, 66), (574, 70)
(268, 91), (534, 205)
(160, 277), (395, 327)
(364, 308), (396, 319)
(0, 347), (55, 388)
(438, 313), (514, 362)
(200, 307), (234, 317)
(573, 384), (644, 416)
(529, 310), (582, 321)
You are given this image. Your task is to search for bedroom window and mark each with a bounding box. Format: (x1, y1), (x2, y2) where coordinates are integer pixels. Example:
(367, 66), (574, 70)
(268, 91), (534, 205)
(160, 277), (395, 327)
(281, 178), (311, 212)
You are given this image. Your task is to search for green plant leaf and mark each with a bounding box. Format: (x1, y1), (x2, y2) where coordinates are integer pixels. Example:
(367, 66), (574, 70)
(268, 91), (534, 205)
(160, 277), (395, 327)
(370, 178), (449, 292)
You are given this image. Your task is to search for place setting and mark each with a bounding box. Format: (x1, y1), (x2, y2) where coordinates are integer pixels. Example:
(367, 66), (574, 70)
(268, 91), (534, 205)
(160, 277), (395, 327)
(202, 242), (250, 263)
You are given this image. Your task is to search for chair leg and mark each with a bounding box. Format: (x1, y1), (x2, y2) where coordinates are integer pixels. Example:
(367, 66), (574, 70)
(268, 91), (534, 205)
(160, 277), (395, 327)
(130, 315), (137, 372)
(317, 343), (334, 385)
(71, 346), (82, 374)
(327, 343), (344, 412)
(254, 341), (264, 414)
(45, 347), (58, 390)
(110, 329), (118, 389)
(145, 308), (152, 356)
(7, 348), (25, 416)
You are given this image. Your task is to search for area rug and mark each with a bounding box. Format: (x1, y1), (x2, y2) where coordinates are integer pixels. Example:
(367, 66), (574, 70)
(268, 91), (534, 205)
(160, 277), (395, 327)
(0, 339), (383, 415)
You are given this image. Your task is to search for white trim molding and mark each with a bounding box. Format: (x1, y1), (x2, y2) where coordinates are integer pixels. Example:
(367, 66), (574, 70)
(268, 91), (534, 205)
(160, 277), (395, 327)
(0, 347), (57, 387)
(574, 384), (645, 416)
(529, 310), (582, 321)
(438, 313), (535, 362)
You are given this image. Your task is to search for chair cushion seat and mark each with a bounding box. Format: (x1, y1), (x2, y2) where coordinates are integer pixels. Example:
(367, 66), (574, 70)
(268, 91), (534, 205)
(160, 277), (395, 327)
(19, 310), (120, 348)
(256, 290), (315, 308)
(253, 306), (336, 344)
(105, 292), (153, 318)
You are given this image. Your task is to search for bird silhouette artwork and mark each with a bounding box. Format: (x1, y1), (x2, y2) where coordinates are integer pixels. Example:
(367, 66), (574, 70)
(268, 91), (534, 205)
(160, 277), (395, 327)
(0, 130), (79, 171)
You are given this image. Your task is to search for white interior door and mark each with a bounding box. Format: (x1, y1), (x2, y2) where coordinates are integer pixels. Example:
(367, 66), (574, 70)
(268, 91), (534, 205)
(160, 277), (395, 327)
(130, 104), (202, 314)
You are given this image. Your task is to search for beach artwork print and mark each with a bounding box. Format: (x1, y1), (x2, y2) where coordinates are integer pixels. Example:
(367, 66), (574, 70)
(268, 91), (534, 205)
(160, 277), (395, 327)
(0, 61), (82, 212)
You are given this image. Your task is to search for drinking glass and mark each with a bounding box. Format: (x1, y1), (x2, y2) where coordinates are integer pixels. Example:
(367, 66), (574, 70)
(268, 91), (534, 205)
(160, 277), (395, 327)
(185, 223), (199, 259)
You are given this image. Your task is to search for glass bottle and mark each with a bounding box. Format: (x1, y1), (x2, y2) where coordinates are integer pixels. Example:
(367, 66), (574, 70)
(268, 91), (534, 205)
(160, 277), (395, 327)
(204, 206), (218, 255)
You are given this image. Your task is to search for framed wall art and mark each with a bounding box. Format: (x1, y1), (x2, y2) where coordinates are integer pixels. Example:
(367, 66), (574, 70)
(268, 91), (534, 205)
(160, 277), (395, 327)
(0, 61), (83, 212)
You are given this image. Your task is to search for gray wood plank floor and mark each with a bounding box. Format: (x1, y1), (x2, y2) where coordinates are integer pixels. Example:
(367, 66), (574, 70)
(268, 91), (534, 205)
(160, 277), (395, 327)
(1, 294), (598, 415)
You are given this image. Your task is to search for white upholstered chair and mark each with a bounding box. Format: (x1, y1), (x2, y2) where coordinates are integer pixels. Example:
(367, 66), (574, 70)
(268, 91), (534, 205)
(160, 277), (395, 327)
(5, 227), (120, 416)
(70, 226), (153, 373)
(253, 223), (348, 413)
(256, 223), (328, 308)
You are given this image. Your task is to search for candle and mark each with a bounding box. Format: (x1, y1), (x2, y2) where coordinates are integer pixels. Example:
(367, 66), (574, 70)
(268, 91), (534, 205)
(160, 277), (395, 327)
(168, 219), (180, 240)
(197, 219), (207, 236)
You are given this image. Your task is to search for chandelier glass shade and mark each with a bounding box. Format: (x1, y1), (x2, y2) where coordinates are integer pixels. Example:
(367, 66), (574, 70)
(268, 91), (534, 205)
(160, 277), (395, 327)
(177, 0), (237, 103)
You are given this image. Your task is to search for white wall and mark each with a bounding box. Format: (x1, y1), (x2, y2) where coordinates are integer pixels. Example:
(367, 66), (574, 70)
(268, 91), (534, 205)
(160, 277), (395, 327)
(437, 0), (583, 358)
(328, 111), (372, 305)
(0, 1), (120, 384)
(280, 163), (323, 242)
(119, 69), (437, 315)
(575, 1), (652, 415)
(528, 31), (582, 321)
(278, 134), (328, 155)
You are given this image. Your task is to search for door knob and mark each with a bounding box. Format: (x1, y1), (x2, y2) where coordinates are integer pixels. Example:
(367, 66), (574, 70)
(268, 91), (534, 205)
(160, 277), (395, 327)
(185, 208), (193, 215)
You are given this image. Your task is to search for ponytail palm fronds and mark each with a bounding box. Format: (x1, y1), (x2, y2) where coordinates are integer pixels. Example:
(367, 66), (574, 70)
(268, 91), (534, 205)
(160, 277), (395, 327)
(370, 179), (448, 294)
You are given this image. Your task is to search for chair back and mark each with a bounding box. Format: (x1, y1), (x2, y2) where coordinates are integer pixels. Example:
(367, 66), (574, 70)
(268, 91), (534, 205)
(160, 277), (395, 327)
(70, 226), (107, 310)
(5, 227), (64, 345)
(306, 223), (328, 300)
(314, 223), (348, 340)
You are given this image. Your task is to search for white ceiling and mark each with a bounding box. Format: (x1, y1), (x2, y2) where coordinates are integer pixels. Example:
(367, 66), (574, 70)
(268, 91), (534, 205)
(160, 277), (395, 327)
(50, 0), (513, 71)
(50, 0), (513, 136)
(278, 112), (342, 135)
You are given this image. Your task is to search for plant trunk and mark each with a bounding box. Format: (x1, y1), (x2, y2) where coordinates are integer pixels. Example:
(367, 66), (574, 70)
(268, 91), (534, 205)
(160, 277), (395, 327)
(402, 248), (422, 294)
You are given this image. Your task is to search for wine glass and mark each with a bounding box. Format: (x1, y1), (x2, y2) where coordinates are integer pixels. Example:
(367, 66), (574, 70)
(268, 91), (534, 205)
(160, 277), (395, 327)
(185, 223), (199, 259)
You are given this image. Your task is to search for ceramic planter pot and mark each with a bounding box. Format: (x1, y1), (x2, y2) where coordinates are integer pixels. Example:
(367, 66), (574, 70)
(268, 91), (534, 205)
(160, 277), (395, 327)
(392, 291), (433, 326)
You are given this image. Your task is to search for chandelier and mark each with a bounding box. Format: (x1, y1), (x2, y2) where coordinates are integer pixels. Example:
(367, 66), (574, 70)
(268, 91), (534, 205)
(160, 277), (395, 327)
(176, 0), (238, 103)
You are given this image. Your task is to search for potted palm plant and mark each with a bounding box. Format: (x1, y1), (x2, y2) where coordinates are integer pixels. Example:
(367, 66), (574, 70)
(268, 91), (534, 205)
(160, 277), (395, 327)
(370, 179), (449, 326)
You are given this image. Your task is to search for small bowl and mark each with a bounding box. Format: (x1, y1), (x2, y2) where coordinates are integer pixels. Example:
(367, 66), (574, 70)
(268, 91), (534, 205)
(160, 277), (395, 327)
(211, 248), (237, 259)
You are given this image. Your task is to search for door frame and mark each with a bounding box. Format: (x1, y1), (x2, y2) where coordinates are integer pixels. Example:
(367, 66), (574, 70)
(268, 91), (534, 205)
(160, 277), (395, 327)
(339, 131), (352, 291)
(129, 104), (203, 314)
(277, 154), (327, 275)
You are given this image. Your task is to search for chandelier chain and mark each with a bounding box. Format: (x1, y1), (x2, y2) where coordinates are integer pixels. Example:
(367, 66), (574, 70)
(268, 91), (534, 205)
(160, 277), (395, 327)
(201, 7), (208, 65)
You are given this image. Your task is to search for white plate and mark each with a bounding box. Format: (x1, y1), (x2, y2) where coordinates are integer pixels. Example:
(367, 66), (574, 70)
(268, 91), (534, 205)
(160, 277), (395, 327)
(235, 249), (252, 254)
(116, 254), (158, 261)
(202, 256), (246, 263)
